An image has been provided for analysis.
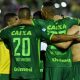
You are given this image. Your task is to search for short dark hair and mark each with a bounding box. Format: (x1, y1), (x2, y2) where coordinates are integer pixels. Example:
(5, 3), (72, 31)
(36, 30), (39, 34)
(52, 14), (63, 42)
(4, 13), (17, 26)
(33, 11), (44, 19)
(41, 1), (56, 17)
(18, 7), (31, 19)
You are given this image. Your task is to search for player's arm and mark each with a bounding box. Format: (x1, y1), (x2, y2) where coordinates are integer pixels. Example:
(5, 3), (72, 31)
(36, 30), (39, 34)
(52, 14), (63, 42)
(54, 25), (79, 49)
(50, 34), (77, 42)
(41, 25), (79, 43)
(73, 25), (80, 42)
(50, 24), (80, 42)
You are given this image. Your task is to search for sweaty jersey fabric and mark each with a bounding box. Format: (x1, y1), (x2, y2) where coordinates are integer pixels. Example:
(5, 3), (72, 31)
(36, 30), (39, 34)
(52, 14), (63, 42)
(0, 24), (51, 79)
(45, 67), (73, 80)
(33, 17), (80, 67)
(0, 41), (10, 74)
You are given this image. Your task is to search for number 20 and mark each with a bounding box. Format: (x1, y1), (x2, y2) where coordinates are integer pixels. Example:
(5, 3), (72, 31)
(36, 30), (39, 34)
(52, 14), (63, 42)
(13, 38), (30, 56)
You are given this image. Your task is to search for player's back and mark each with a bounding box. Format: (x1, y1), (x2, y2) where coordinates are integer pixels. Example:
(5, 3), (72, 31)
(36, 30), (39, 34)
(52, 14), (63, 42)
(44, 17), (79, 67)
(33, 18), (79, 67)
(0, 24), (41, 79)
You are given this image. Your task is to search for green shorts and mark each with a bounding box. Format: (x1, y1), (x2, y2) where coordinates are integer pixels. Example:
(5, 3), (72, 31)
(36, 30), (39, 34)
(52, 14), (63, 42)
(0, 74), (9, 80)
(45, 67), (73, 80)
(73, 62), (80, 80)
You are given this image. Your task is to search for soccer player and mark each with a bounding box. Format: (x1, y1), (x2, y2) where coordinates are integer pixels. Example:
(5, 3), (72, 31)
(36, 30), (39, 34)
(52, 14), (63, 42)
(40, 1), (80, 80)
(0, 13), (19, 80)
(0, 18), (77, 80)
(18, 6), (80, 80)
(33, 10), (45, 80)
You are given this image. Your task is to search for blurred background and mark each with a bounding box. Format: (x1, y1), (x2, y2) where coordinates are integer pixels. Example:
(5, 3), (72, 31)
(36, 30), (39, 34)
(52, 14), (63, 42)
(0, 0), (80, 27)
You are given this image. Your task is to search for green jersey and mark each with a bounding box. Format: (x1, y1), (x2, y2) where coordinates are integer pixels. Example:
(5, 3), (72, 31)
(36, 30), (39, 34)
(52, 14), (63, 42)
(40, 60), (44, 79)
(0, 24), (51, 79)
(33, 17), (80, 67)
(46, 17), (80, 67)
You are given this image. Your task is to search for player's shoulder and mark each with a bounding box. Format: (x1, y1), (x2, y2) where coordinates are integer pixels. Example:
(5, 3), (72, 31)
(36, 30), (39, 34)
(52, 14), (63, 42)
(59, 16), (78, 23)
(21, 24), (35, 29)
(32, 18), (49, 23)
(0, 26), (11, 32)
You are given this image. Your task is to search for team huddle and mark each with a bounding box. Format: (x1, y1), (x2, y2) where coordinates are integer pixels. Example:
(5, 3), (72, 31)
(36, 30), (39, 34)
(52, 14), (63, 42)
(0, 1), (80, 80)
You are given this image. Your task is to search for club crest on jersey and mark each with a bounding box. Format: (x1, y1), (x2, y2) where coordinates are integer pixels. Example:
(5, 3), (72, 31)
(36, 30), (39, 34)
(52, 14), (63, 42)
(11, 31), (32, 35)
(42, 28), (46, 32)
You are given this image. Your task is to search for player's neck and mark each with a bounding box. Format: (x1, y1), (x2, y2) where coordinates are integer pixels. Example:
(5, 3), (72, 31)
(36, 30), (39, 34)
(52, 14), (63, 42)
(19, 19), (32, 25)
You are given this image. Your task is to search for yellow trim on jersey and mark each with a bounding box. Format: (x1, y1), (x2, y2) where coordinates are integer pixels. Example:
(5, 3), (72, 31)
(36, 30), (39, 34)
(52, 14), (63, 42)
(0, 41), (10, 74)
